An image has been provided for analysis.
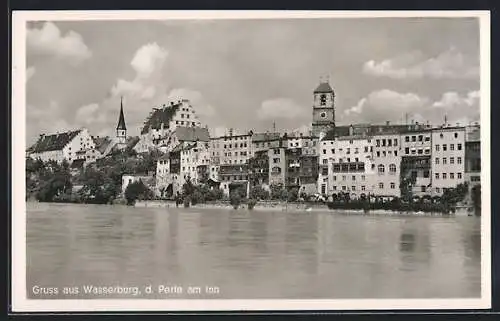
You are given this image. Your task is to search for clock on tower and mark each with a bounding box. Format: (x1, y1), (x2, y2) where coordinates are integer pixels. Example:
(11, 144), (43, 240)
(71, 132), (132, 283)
(311, 79), (335, 137)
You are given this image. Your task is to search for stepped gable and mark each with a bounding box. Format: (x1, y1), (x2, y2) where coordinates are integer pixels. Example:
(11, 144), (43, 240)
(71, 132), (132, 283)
(175, 126), (210, 142)
(141, 103), (181, 135)
(32, 129), (82, 153)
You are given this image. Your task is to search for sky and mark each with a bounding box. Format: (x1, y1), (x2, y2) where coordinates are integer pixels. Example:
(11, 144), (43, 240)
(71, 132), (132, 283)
(25, 17), (481, 145)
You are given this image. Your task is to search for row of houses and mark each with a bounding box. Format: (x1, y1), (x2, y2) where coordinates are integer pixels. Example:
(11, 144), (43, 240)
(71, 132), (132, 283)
(26, 81), (481, 201)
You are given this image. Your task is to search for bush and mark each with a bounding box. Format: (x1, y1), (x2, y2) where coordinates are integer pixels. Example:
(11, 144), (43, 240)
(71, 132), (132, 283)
(247, 198), (257, 210)
(124, 180), (152, 205)
(230, 192), (242, 209)
(250, 185), (270, 200)
(183, 196), (191, 208)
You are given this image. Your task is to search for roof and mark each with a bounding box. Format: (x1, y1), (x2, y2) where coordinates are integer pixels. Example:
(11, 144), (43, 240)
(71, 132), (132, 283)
(313, 82), (334, 94)
(174, 126), (210, 142)
(116, 97), (127, 131)
(141, 103), (180, 135)
(252, 132), (281, 142)
(92, 136), (113, 154)
(32, 129), (82, 153)
(126, 136), (140, 149)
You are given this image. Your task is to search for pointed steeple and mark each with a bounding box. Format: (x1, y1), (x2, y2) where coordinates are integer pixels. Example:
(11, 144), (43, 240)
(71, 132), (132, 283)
(116, 96), (127, 131)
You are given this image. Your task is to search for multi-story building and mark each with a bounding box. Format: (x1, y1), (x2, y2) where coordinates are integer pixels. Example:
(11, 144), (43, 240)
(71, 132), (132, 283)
(430, 126), (466, 195)
(400, 125), (433, 197)
(268, 144), (288, 186)
(372, 132), (401, 198)
(248, 150), (270, 187)
(311, 80), (336, 137)
(134, 99), (202, 153)
(318, 127), (375, 198)
(219, 164), (250, 197)
(251, 132), (281, 154)
(465, 124), (481, 187)
(159, 126), (210, 153)
(29, 128), (98, 165)
(209, 129), (253, 165)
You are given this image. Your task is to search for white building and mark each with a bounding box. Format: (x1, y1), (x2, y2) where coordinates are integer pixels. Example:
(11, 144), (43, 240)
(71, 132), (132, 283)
(318, 129), (375, 198)
(134, 99), (202, 153)
(121, 174), (155, 196)
(431, 126), (466, 195)
(210, 129), (253, 165)
(372, 132), (401, 198)
(29, 128), (97, 165)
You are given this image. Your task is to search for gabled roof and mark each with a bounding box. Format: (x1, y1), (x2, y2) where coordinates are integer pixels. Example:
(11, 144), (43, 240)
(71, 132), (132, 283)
(32, 129), (82, 153)
(314, 82), (334, 94)
(116, 97), (127, 131)
(126, 136), (140, 149)
(141, 103), (180, 135)
(92, 136), (113, 154)
(174, 126), (210, 142)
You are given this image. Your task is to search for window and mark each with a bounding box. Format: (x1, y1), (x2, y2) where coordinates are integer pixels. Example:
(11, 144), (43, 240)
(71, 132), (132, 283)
(378, 164), (385, 173)
(435, 144), (440, 151)
(457, 172), (462, 179)
(405, 136), (410, 142)
(395, 151), (398, 156)
(450, 173), (455, 179)
(435, 173), (439, 179)
(388, 139), (392, 147)
(379, 183), (384, 189)
(355, 148), (359, 154)
(442, 173), (447, 179)
(457, 157), (462, 164)
(376, 139), (380, 147)
(421, 186), (426, 192)
(352, 175), (356, 181)
(323, 149), (326, 154)
(383, 151), (387, 157)
(443, 157), (447, 165)
(364, 146), (368, 152)
(450, 157), (454, 164)
(424, 170), (430, 178)
(405, 147), (410, 154)
(458, 143), (462, 151)
(331, 149), (335, 154)
(361, 186), (366, 191)
(352, 186), (356, 191)
(412, 136), (416, 142)
(454, 132), (458, 138)
(418, 135), (423, 142)
(394, 139), (398, 146)
(435, 157), (440, 164)
(436, 187), (441, 193)
(274, 149), (280, 154)
(425, 136), (430, 142)
(443, 144), (447, 151)
(333, 176), (336, 181)
(273, 158), (280, 163)
(389, 164), (396, 173)
(361, 175), (366, 181)
(382, 139), (386, 147)
(346, 148), (351, 154)
(332, 186), (337, 190)
(376, 151), (380, 157)
(417, 149), (423, 155)
(322, 159), (328, 164)
(390, 182), (395, 189)
(347, 158), (351, 162)
(411, 149), (416, 155)
(342, 186), (347, 191)
(342, 175), (346, 181)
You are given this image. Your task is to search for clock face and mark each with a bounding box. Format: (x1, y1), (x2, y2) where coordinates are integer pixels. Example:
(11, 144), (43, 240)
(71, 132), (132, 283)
(320, 112), (327, 118)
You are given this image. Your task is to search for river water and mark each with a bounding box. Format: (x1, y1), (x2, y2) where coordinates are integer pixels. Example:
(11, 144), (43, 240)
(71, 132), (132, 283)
(26, 202), (481, 299)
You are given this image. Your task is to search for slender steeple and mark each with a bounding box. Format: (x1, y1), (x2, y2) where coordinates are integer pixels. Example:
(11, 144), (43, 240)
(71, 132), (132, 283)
(117, 96), (127, 131)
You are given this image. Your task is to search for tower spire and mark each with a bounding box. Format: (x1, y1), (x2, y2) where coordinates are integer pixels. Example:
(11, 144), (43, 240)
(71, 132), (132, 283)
(117, 96), (127, 131)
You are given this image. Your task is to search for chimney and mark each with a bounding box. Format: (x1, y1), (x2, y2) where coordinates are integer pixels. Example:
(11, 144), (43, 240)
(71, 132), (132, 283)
(348, 125), (354, 136)
(229, 128), (234, 136)
(386, 120), (390, 126)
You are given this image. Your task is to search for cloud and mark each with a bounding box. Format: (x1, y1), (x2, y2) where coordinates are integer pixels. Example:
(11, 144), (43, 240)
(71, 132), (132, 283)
(432, 90), (479, 109)
(257, 98), (306, 120)
(26, 101), (73, 144)
(167, 88), (216, 117)
(342, 89), (480, 126)
(363, 47), (479, 80)
(27, 22), (92, 64)
(75, 103), (107, 125)
(111, 42), (168, 99)
(26, 66), (36, 82)
(344, 90), (429, 120)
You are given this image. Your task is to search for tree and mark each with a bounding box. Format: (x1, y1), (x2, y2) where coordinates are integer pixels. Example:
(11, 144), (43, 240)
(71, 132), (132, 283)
(471, 184), (481, 213)
(124, 180), (152, 205)
(249, 185), (269, 200)
(287, 187), (299, 202)
(182, 176), (195, 197)
(35, 160), (72, 202)
(270, 184), (284, 200)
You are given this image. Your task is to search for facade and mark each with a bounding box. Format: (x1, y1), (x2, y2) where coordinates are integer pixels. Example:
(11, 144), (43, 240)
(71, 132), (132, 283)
(465, 125), (481, 187)
(311, 81), (335, 137)
(251, 132), (281, 154)
(121, 174), (155, 196)
(318, 131), (375, 198)
(219, 164), (250, 197)
(431, 126), (466, 195)
(268, 145), (287, 186)
(29, 128), (97, 165)
(134, 99), (203, 153)
(400, 126), (432, 197)
(210, 130), (253, 165)
(248, 150), (270, 187)
(372, 132), (401, 198)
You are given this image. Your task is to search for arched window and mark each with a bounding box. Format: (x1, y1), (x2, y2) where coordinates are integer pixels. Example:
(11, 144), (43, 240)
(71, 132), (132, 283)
(378, 164), (385, 173)
(389, 164), (397, 173)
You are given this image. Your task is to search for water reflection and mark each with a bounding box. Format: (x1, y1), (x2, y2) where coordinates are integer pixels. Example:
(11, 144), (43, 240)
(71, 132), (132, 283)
(26, 203), (482, 299)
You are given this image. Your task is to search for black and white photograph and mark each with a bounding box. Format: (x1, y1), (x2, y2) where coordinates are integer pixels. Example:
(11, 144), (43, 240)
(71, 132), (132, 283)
(11, 11), (491, 312)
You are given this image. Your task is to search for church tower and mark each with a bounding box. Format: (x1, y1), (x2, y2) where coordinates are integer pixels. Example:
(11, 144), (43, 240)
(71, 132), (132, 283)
(116, 96), (127, 147)
(311, 79), (335, 137)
